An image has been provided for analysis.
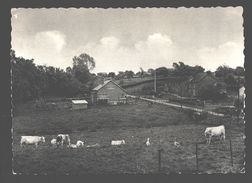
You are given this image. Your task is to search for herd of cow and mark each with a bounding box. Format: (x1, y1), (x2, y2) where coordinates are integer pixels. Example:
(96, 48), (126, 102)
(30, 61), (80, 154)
(19, 125), (226, 149)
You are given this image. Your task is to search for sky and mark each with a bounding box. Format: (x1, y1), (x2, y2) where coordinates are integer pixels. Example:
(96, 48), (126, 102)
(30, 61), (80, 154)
(11, 7), (244, 74)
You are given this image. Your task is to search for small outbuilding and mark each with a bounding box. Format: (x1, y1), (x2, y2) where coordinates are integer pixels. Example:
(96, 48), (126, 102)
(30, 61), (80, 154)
(71, 99), (88, 110)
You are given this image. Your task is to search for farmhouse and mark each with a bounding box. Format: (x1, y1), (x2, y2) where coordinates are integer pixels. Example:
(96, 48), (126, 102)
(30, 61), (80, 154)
(71, 99), (88, 110)
(91, 80), (127, 105)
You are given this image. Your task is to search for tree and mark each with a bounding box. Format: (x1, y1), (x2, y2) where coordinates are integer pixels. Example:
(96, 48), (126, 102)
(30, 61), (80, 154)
(72, 53), (95, 71)
(215, 65), (234, 78)
(156, 67), (169, 77)
(11, 49), (87, 103)
(173, 62), (204, 77)
(124, 70), (134, 79)
(97, 72), (107, 78)
(225, 74), (236, 87)
(72, 53), (96, 84)
(235, 66), (245, 76)
(147, 68), (155, 76)
(198, 84), (225, 101)
(116, 71), (124, 80)
(11, 50), (39, 102)
(108, 72), (116, 78)
(140, 67), (144, 78)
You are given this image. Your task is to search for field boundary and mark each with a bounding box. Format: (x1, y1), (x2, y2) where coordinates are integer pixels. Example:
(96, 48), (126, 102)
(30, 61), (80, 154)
(126, 95), (225, 117)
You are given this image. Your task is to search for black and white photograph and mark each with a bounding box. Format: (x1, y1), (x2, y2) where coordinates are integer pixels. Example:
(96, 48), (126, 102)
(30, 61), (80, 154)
(11, 7), (245, 174)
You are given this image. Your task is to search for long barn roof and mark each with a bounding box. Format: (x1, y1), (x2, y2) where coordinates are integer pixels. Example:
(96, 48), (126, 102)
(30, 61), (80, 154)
(92, 80), (127, 93)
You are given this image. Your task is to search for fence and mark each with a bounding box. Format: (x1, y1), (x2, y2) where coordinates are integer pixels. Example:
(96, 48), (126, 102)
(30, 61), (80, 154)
(125, 95), (225, 117)
(157, 139), (235, 174)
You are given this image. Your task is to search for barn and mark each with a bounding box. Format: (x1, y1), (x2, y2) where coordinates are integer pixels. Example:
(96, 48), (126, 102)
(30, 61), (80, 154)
(71, 99), (88, 110)
(91, 80), (127, 105)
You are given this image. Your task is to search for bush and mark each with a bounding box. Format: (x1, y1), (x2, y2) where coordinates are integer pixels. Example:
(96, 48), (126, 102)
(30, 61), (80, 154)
(198, 84), (226, 101)
(184, 109), (207, 121)
(214, 106), (239, 116)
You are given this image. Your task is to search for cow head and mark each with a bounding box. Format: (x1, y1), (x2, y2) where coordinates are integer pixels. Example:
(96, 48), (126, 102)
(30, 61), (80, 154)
(204, 129), (211, 137)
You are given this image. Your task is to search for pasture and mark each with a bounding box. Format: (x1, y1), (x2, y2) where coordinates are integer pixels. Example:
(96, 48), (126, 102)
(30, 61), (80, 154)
(12, 101), (245, 174)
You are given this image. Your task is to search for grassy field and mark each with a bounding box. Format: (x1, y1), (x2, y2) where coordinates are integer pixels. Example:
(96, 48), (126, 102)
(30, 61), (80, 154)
(12, 101), (245, 174)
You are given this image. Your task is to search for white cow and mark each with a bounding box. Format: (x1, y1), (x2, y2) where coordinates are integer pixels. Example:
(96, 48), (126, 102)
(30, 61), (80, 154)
(56, 134), (71, 147)
(20, 136), (45, 148)
(68, 144), (77, 149)
(204, 125), (225, 144)
(50, 138), (57, 146)
(76, 140), (84, 147)
(111, 140), (126, 146)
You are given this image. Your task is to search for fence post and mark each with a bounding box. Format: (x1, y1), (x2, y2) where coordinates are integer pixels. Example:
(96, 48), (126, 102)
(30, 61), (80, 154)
(229, 139), (233, 167)
(196, 143), (199, 173)
(158, 149), (162, 173)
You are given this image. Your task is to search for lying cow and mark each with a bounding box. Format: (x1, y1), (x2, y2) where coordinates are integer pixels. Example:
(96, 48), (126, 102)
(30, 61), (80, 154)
(76, 140), (84, 147)
(204, 125), (225, 144)
(56, 134), (71, 147)
(50, 138), (57, 147)
(111, 140), (126, 146)
(20, 136), (45, 148)
(68, 144), (77, 149)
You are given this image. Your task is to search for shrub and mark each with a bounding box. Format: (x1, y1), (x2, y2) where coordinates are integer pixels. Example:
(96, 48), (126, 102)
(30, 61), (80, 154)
(198, 84), (226, 101)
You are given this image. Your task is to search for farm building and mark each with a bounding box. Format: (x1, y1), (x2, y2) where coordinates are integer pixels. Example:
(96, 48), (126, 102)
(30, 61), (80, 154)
(91, 80), (127, 105)
(71, 100), (88, 110)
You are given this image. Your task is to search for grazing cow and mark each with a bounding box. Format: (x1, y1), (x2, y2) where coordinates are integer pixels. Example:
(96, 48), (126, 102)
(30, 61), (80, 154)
(20, 136), (45, 148)
(204, 125), (225, 144)
(56, 134), (71, 147)
(76, 140), (84, 147)
(146, 138), (150, 146)
(111, 140), (126, 146)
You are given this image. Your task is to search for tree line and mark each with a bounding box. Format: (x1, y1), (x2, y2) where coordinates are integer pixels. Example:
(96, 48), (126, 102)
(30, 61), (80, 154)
(11, 50), (96, 103)
(11, 49), (245, 104)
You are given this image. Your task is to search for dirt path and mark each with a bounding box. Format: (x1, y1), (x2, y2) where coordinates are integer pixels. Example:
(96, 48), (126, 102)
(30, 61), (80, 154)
(126, 95), (225, 117)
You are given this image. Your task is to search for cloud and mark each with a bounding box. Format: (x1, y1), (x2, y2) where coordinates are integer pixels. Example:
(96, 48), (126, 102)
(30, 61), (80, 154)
(73, 33), (175, 73)
(197, 41), (244, 70)
(100, 36), (120, 50)
(12, 31), (244, 73)
(135, 33), (174, 68)
(12, 30), (68, 68)
(34, 31), (66, 52)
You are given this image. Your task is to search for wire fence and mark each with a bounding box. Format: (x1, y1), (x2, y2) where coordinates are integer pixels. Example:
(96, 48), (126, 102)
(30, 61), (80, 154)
(155, 138), (242, 174)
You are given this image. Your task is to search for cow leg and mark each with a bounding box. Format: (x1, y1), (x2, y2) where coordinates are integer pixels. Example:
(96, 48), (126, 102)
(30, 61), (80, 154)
(35, 143), (38, 148)
(222, 134), (225, 142)
(208, 136), (212, 145)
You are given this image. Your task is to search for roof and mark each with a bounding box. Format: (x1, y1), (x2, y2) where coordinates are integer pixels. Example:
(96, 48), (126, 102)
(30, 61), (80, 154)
(92, 80), (111, 91)
(92, 80), (127, 93)
(72, 100), (88, 104)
